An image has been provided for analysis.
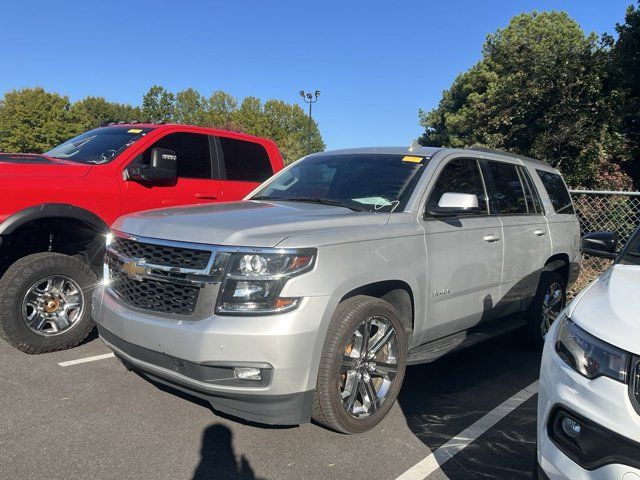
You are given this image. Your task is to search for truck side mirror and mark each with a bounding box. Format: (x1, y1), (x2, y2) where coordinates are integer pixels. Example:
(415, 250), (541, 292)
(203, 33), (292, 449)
(126, 148), (178, 183)
(428, 192), (481, 217)
(581, 231), (619, 259)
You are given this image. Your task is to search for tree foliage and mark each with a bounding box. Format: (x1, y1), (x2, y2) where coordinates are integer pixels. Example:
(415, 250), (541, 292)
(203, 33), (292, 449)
(0, 85), (325, 164)
(419, 7), (640, 189)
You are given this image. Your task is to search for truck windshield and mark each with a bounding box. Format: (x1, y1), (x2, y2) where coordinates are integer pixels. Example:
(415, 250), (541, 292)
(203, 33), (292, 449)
(251, 153), (428, 212)
(619, 225), (640, 266)
(46, 126), (153, 164)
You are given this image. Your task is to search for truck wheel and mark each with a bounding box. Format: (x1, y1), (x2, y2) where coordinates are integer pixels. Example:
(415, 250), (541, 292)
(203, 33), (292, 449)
(0, 253), (97, 354)
(312, 295), (407, 434)
(525, 271), (566, 350)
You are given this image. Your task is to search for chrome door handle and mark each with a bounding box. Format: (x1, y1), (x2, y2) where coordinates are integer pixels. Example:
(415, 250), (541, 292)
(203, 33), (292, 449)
(534, 230), (547, 236)
(483, 234), (501, 243)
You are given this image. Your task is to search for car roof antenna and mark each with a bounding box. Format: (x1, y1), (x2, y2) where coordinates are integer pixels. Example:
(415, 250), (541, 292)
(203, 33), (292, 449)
(408, 139), (422, 152)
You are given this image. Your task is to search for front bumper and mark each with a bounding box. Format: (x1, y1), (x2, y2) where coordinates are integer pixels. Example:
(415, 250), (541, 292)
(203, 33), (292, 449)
(93, 285), (335, 425)
(537, 322), (640, 480)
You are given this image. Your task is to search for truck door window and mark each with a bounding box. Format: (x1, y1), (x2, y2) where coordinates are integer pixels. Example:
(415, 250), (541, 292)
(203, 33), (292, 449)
(427, 158), (488, 214)
(143, 132), (212, 179)
(219, 137), (273, 182)
(485, 161), (528, 214)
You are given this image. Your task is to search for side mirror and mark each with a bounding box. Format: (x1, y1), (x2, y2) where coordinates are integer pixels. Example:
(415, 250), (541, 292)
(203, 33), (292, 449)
(429, 192), (481, 217)
(126, 148), (177, 183)
(581, 231), (619, 259)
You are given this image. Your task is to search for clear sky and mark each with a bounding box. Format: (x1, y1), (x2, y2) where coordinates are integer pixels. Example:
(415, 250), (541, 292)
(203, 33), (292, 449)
(0, 0), (632, 150)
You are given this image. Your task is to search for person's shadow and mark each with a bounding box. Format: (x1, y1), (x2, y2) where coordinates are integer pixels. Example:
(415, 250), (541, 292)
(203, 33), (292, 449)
(192, 424), (264, 480)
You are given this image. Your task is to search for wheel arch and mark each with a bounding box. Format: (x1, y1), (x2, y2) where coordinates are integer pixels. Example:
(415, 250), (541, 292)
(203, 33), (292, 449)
(0, 203), (108, 236)
(339, 280), (415, 340)
(543, 253), (570, 286)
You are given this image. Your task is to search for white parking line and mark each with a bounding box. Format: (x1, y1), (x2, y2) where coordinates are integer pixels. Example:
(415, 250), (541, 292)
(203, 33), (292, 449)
(396, 380), (539, 480)
(58, 353), (115, 367)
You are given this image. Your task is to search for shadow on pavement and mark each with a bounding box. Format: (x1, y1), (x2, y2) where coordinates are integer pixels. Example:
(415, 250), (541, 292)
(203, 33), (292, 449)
(397, 333), (542, 479)
(192, 424), (265, 480)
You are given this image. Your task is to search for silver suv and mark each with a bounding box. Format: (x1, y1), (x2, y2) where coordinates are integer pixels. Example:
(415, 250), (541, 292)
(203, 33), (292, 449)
(93, 146), (580, 433)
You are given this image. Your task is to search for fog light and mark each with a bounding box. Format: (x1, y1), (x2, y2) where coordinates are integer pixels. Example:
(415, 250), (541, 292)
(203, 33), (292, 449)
(562, 416), (582, 439)
(234, 367), (262, 381)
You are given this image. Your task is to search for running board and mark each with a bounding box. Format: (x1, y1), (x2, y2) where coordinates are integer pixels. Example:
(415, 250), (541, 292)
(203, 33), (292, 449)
(407, 316), (527, 365)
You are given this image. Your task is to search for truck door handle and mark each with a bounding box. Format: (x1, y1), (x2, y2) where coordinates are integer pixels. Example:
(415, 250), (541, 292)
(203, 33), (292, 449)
(483, 234), (501, 243)
(534, 229), (546, 236)
(195, 193), (218, 200)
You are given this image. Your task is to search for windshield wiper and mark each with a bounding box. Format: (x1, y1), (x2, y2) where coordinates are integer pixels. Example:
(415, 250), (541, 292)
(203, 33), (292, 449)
(251, 196), (367, 212)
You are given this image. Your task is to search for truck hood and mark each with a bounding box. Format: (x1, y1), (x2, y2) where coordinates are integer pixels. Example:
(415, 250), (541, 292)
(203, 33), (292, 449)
(113, 200), (391, 248)
(0, 153), (92, 178)
(569, 264), (640, 355)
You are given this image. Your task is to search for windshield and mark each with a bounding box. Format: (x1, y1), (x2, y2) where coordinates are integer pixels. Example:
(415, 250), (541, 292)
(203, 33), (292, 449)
(251, 153), (428, 212)
(46, 126), (153, 164)
(619, 225), (640, 266)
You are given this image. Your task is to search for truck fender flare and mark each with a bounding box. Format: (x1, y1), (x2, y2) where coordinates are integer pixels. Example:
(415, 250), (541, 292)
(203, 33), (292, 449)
(0, 203), (109, 236)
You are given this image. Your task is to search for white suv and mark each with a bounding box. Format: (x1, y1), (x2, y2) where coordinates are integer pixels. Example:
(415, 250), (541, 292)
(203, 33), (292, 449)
(537, 225), (640, 479)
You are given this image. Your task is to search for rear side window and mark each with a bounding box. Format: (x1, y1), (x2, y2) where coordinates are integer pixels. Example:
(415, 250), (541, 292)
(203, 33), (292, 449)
(536, 170), (575, 214)
(219, 137), (273, 182)
(145, 132), (211, 179)
(485, 161), (527, 214)
(427, 158), (488, 213)
(517, 166), (543, 214)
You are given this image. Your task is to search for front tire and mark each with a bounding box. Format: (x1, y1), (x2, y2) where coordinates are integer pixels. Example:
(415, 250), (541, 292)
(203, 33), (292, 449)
(0, 253), (97, 354)
(524, 271), (566, 350)
(312, 295), (408, 434)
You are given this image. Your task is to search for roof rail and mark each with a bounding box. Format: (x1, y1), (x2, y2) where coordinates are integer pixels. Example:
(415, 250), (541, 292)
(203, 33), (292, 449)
(464, 146), (550, 167)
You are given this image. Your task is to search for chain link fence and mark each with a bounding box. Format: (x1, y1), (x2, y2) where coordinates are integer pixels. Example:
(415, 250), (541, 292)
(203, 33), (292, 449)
(570, 190), (640, 292)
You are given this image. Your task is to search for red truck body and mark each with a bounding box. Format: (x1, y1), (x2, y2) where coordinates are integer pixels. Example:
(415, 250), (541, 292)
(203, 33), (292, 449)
(0, 123), (284, 353)
(0, 123), (284, 228)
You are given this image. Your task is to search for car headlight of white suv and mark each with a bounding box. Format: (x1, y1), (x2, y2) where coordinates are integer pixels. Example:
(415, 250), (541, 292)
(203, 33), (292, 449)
(555, 315), (630, 383)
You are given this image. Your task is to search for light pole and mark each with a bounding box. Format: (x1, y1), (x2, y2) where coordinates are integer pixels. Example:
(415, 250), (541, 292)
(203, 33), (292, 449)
(299, 90), (320, 154)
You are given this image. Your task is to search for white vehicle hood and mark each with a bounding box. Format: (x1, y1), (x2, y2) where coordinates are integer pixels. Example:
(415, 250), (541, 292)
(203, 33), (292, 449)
(569, 264), (640, 355)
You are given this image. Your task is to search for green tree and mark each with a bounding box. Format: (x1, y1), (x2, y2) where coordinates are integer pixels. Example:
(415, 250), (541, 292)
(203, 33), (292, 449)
(419, 11), (609, 187)
(71, 96), (141, 130)
(205, 91), (239, 130)
(174, 88), (207, 125)
(606, 2), (640, 184)
(0, 88), (79, 153)
(141, 85), (175, 123)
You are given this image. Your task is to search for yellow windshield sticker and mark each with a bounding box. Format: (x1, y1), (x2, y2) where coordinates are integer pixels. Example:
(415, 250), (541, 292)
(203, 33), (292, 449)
(402, 155), (423, 163)
(127, 128), (143, 134)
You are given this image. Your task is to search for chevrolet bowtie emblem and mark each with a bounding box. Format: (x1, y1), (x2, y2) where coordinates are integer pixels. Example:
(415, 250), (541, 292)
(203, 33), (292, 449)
(122, 260), (147, 281)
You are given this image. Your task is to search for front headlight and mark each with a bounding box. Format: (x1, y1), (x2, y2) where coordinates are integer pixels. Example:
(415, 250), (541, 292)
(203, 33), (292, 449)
(555, 316), (630, 383)
(215, 249), (315, 315)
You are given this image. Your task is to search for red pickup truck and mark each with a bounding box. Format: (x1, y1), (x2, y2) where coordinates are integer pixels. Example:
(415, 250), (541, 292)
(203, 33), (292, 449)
(0, 123), (284, 354)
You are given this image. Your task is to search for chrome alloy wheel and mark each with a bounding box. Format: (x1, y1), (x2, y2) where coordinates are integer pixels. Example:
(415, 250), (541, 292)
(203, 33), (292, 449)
(541, 281), (565, 339)
(21, 275), (85, 336)
(339, 315), (399, 418)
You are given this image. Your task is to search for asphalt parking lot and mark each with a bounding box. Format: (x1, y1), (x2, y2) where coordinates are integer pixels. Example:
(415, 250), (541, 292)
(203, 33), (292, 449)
(0, 331), (542, 480)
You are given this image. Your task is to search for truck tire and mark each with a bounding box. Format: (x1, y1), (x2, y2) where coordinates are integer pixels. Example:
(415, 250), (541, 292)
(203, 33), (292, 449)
(524, 271), (566, 351)
(0, 252), (97, 354)
(312, 295), (407, 434)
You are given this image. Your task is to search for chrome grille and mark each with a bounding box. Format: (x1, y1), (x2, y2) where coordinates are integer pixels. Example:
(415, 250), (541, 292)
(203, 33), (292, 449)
(106, 255), (199, 315)
(111, 236), (211, 270)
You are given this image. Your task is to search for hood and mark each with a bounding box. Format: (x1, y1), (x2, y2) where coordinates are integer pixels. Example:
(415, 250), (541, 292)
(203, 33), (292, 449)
(569, 264), (640, 355)
(0, 153), (92, 178)
(113, 200), (391, 248)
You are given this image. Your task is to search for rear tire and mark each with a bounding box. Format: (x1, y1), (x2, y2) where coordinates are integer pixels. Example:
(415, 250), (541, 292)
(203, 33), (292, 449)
(524, 271), (566, 350)
(0, 253), (97, 354)
(312, 295), (408, 434)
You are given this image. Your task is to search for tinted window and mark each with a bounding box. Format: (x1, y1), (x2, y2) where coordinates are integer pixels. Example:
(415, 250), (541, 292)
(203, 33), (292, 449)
(145, 132), (211, 179)
(252, 154), (427, 213)
(219, 137), (272, 182)
(517, 166), (543, 214)
(46, 126), (153, 164)
(486, 161), (527, 214)
(536, 170), (575, 214)
(427, 158), (488, 213)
